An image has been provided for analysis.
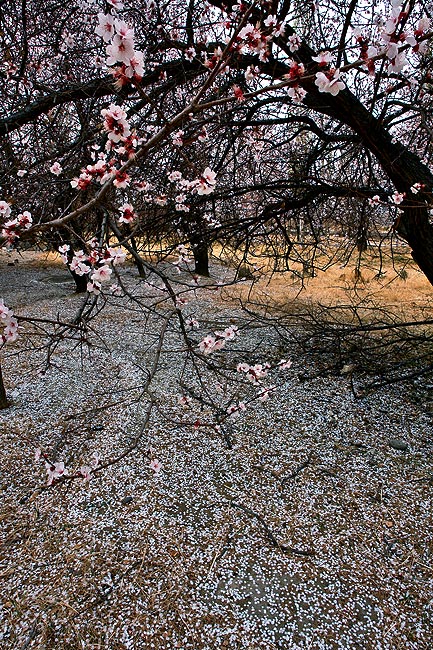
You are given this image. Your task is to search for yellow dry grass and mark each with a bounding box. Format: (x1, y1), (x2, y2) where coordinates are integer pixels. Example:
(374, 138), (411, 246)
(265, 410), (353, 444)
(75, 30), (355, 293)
(216, 243), (433, 322)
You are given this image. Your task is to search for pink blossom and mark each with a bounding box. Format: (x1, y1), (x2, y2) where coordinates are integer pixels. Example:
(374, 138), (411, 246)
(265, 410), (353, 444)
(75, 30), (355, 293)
(392, 191), (405, 205)
(199, 334), (217, 354)
(196, 167), (217, 195)
(257, 385), (276, 402)
(0, 301), (11, 322)
(149, 459), (162, 473)
(101, 104), (131, 143)
(168, 171), (182, 182)
(0, 201), (11, 217)
(107, 0), (124, 9)
(125, 50), (144, 79)
(91, 265), (112, 284)
(113, 171), (130, 188)
(186, 318), (199, 329)
(171, 130), (184, 146)
(233, 85), (245, 102)
(50, 162), (63, 176)
(45, 461), (68, 485)
(368, 195), (381, 206)
(198, 127), (208, 142)
(106, 32), (135, 66)
(245, 65), (260, 81)
(388, 52), (407, 74)
(315, 69), (345, 96)
(87, 281), (101, 295)
(71, 172), (92, 190)
(410, 183), (424, 194)
(416, 17), (430, 35)
(80, 466), (93, 482)
(287, 86), (307, 103)
(107, 247), (126, 265)
(288, 34), (301, 52)
(17, 169), (27, 177)
(111, 283), (122, 296)
(185, 47), (196, 61)
(119, 203), (136, 224)
(283, 60), (305, 81)
(95, 13), (115, 43)
(278, 359), (292, 370)
(312, 51), (333, 67)
(17, 211), (32, 229)
(90, 452), (100, 469)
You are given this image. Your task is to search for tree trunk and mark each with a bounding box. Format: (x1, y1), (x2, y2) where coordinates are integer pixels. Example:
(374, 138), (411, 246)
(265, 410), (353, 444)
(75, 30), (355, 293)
(192, 242), (210, 277)
(69, 269), (88, 293)
(0, 361), (9, 409)
(131, 237), (146, 278)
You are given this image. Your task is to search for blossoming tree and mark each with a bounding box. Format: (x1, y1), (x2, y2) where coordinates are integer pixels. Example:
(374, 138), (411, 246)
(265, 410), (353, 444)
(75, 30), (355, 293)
(0, 0), (432, 432)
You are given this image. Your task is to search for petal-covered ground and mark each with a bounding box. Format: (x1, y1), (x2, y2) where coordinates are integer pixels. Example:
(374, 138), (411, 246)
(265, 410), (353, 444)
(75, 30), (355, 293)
(1, 252), (432, 649)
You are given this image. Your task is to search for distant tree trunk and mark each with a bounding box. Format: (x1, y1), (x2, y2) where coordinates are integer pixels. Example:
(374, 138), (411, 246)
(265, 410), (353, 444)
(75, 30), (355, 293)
(296, 216), (304, 244)
(69, 269), (88, 293)
(131, 237), (146, 278)
(0, 362), (9, 409)
(192, 241), (210, 277)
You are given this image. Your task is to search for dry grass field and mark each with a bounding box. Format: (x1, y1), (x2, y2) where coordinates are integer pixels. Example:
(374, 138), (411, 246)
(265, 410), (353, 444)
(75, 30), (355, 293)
(215, 242), (433, 321)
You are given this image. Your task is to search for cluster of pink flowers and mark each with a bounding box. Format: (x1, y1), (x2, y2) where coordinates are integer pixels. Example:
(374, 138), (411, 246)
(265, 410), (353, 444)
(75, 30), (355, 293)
(165, 167), (217, 213)
(283, 59), (306, 103)
(0, 200), (33, 244)
(245, 64), (260, 82)
(379, 3), (430, 73)
(71, 116), (140, 192)
(198, 325), (239, 355)
(35, 449), (100, 485)
(59, 240), (126, 294)
(237, 23), (271, 62)
(237, 361), (270, 385)
(203, 46), (225, 72)
(173, 244), (191, 269)
(71, 157), (115, 190)
(392, 191), (406, 205)
(0, 300), (19, 344)
(353, 4), (430, 77)
(235, 358), (291, 404)
(101, 104), (131, 143)
(369, 183), (425, 206)
(95, 13), (144, 87)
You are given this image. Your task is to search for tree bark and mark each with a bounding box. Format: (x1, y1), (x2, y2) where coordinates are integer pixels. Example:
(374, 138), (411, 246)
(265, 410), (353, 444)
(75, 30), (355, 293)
(131, 237), (146, 278)
(192, 242), (210, 277)
(0, 361), (9, 409)
(69, 269), (88, 293)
